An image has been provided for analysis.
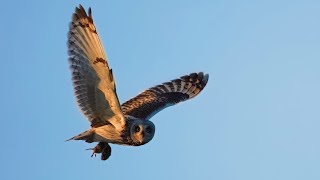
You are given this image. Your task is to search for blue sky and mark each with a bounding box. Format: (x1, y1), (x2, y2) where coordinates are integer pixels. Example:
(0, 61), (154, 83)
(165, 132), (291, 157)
(1, 0), (320, 179)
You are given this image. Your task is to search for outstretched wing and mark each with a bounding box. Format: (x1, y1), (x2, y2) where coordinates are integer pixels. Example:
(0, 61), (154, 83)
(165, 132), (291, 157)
(67, 5), (125, 129)
(121, 72), (209, 120)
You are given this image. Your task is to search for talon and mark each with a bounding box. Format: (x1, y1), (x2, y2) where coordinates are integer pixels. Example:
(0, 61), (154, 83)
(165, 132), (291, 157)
(86, 148), (97, 158)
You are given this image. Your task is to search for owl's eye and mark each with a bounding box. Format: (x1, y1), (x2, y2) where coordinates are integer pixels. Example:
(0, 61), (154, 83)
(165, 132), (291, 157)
(135, 126), (140, 132)
(146, 126), (152, 133)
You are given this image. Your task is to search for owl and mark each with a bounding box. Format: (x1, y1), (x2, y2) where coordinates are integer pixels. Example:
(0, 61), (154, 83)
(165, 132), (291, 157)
(67, 5), (209, 160)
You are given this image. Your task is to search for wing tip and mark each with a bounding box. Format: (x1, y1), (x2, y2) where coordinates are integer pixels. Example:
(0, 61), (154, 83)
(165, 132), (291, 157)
(72, 4), (93, 22)
(180, 72), (209, 98)
(202, 72), (209, 87)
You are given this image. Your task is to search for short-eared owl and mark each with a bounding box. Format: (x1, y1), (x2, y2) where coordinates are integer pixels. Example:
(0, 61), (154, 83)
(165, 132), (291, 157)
(67, 5), (209, 160)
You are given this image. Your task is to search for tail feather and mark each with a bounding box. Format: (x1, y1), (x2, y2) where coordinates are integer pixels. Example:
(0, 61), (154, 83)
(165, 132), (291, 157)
(65, 129), (95, 143)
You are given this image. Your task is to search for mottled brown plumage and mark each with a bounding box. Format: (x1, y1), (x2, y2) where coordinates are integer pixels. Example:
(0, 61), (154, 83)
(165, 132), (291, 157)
(66, 5), (209, 161)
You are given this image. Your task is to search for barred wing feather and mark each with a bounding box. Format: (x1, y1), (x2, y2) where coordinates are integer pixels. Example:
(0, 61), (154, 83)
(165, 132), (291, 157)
(67, 5), (125, 128)
(121, 72), (209, 120)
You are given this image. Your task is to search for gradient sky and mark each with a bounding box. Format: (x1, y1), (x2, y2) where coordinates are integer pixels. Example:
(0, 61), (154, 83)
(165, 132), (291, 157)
(1, 0), (320, 180)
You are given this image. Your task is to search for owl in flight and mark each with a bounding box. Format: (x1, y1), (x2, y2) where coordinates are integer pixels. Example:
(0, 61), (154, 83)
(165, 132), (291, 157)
(67, 5), (209, 160)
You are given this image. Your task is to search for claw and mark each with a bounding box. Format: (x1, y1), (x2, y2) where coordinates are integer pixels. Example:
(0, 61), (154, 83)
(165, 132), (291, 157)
(85, 148), (97, 158)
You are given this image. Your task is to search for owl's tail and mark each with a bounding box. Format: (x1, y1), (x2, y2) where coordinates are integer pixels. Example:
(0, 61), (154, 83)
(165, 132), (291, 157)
(65, 129), (95, 143)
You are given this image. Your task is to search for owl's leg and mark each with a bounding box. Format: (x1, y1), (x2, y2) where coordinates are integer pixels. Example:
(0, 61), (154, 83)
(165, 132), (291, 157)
(86, 142), (106, 157)
(87, 142), (112, 160)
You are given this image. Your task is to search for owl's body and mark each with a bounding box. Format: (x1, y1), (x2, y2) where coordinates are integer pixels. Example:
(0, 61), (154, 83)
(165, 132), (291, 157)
(69, 116), (154, 146)
(67, 5), (209, 160)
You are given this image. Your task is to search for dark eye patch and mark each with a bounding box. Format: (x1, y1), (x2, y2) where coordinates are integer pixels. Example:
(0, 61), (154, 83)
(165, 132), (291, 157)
(146, 126), (152, 133)
(135, 126), (140, 132)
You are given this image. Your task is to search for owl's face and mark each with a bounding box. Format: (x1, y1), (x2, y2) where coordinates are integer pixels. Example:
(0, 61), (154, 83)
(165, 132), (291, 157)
(130, 120), (155, 146)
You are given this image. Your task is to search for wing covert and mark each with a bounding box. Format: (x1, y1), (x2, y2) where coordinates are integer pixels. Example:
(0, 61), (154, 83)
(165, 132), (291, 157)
(121, 72), (209, 120)
(67, 5), (125, 128)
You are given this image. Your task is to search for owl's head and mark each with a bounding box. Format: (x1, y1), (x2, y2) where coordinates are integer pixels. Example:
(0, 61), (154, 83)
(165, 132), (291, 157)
(130, 119), (155, 146)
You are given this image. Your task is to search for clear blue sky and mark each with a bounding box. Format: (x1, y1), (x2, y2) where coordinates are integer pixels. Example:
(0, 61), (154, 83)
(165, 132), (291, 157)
(1, 0), (320, 179)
